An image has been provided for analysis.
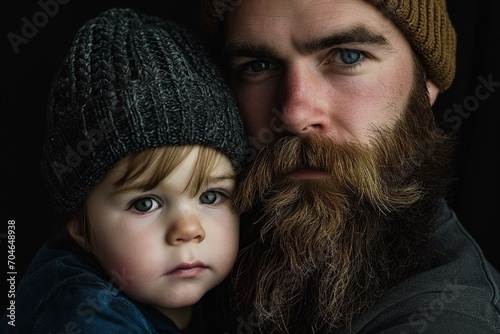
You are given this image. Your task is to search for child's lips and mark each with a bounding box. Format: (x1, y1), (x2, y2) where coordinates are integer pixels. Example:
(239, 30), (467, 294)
(166, 261), (208, 277)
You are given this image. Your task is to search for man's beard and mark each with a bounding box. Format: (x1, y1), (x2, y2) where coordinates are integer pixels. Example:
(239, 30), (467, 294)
(230, 71), (457, 333)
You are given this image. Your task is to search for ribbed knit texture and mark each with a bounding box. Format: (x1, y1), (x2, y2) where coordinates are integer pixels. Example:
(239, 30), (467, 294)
(199, 0), (456, 91)
(41, 8), (246, 223)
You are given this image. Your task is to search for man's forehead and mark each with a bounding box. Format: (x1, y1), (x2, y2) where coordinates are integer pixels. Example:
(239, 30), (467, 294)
(223, 0), (398, 56)
(224, 0), (392, 39)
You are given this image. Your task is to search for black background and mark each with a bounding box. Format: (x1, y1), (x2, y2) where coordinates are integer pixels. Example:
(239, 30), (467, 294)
(2, 0), (499, 312)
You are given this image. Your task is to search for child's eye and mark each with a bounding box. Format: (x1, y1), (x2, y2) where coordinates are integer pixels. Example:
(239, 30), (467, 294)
(199, 190), (226, 205)
(233, 59), (279, 82)
(131, 197), (160, 213)
(243, 59), (276, 73)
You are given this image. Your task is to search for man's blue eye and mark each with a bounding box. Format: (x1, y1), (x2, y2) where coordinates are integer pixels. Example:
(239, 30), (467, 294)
(340, 49), (362, 64)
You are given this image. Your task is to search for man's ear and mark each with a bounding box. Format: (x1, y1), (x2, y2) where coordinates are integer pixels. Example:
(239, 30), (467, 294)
(427, 80), (439, 106)
(67, 216), (89, 251)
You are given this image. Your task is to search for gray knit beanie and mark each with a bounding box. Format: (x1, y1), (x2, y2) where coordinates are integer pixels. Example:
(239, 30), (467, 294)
(41, 8), (247, 223)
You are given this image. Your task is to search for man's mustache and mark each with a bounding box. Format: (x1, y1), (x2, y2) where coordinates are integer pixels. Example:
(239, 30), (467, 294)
(233, 133), (423, 215)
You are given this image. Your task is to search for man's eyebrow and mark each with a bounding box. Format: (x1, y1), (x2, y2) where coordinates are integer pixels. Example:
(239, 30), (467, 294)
(224, 25), (389, 59)
(299, 25), (389, 54)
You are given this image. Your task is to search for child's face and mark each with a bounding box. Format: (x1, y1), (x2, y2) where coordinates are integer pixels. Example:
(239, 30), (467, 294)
(82, 147), (239, 310)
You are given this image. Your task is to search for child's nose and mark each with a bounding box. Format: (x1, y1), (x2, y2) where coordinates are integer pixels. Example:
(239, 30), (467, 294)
(165, 210), (206, 245)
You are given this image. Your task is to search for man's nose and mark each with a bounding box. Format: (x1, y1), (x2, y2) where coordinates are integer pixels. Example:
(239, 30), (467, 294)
(166, 210), (206, 246)
(278, 65), (332, 135)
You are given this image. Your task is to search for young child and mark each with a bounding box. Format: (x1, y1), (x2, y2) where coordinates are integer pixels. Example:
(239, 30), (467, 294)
(1, 8), (246, 333)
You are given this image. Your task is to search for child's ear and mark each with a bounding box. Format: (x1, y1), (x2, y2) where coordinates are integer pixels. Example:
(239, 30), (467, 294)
(67, 216), (89, 251)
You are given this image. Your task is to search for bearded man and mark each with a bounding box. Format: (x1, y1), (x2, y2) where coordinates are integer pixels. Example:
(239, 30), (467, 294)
(199, 0), (500, 333)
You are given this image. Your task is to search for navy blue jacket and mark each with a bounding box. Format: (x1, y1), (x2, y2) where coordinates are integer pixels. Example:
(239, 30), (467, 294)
(0, 231), (219, 333)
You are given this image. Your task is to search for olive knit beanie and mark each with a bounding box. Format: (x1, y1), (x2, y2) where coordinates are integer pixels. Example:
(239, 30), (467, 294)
(41, 8), (247, 223)
(199, 0), (457, 92)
